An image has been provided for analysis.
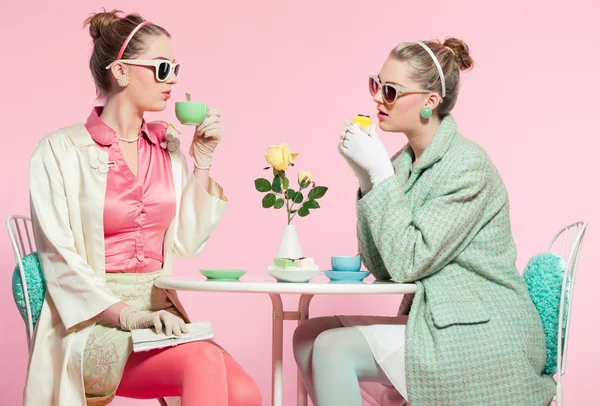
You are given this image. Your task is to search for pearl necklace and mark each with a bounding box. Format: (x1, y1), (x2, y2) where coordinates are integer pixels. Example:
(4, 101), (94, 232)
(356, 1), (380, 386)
(117, 135), (140, 143)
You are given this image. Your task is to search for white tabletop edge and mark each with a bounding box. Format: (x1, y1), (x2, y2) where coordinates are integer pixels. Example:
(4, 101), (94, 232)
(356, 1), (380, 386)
(154, 277), (417, 295)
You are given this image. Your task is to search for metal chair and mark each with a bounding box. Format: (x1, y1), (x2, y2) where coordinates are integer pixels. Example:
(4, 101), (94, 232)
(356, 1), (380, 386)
(354, 221), (588, 406)
(7, 215), (36, 351)
(7, 215), (172, 405)
(544, 221), (588, 406)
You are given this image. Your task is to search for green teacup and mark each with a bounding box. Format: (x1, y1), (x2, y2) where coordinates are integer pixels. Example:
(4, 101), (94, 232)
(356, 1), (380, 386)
(175, 101), (208, 125)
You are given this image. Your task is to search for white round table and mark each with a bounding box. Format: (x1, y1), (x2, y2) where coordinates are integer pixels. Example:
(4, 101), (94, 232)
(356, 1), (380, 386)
(154, 276), (417, 406)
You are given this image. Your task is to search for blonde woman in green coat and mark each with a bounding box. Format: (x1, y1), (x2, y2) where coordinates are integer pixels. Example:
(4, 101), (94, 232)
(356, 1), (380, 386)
(293, 38), (555, 406)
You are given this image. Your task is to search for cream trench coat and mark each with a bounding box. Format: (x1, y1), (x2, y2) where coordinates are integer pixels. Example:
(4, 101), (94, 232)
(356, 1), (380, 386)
(24, 123), (227, 406)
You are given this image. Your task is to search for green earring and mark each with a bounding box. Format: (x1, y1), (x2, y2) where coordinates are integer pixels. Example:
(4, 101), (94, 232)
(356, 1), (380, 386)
(420, 107), (432, 119)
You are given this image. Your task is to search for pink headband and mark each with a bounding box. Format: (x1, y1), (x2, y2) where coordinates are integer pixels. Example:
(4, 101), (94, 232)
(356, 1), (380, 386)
(116, 20), (152, 60)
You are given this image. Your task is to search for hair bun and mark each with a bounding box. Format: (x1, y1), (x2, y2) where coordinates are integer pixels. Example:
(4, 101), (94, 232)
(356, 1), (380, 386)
(443, 37), (474, 71)
(84, 9), (122, 41)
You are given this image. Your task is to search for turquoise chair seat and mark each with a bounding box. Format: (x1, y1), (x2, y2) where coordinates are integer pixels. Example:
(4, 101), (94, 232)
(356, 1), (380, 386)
(12, 252), (46, 329)
(523, 252), (569, 375)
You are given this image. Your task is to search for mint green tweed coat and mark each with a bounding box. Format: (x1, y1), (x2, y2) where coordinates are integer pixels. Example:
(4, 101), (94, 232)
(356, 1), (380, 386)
(357, 115), (555, 405)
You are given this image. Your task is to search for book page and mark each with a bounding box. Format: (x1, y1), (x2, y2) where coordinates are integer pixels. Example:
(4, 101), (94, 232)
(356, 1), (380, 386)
(131, 321), (213, 344)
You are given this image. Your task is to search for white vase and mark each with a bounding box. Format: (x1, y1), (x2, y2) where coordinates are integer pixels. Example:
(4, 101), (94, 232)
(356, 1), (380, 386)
(277, 225), (303, 259)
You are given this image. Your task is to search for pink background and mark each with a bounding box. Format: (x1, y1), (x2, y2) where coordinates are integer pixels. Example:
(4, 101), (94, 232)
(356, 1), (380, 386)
(1, 0), (598, 404)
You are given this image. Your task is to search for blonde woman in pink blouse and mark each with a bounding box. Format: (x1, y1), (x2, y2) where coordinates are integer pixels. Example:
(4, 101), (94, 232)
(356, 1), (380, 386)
(24, 10), (261, 406)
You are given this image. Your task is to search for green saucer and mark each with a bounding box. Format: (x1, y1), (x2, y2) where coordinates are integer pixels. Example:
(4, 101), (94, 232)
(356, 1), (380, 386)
(200, 269), (247, 280)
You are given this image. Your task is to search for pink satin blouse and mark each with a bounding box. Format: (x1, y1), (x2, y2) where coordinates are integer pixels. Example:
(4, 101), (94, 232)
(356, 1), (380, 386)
(85, 107), (176, 273)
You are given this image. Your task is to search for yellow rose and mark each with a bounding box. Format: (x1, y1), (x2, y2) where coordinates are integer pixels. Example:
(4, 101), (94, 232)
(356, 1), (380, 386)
(265, 143), (299, 171)
(298, 170), (313, 184)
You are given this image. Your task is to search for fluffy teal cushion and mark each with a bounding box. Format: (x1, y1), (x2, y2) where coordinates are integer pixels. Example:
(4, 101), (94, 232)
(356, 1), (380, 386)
(523, 252), (569, 375)
(12, 252), (46, 329)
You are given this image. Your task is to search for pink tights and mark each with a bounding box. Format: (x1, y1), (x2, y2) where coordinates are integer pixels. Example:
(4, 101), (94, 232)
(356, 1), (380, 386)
(116, 341), (262, 406)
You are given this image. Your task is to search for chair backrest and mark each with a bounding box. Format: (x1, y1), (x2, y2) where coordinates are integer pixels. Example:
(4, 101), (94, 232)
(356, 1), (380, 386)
(6, 215), (36, 350)
(544, 221), (587, 379)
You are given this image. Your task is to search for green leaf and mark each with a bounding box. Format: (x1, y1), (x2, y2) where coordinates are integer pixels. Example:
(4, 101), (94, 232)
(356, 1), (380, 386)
(308, 186), (328, 199)
(282, 176), (290, 189)
(298, 206), (310, 217)
(285, 189), (297, 200)
(294, 191), (304, 204)
(304, 199), (320, 209)
(290, 209), (298, 214)
(272, 175), (282, 193)
(274, 199), (285, 209)
(255, 178), (272, 192)
(262, 193), (276, 208)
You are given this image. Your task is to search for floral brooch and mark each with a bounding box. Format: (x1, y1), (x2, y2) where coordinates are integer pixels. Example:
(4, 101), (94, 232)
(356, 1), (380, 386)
(160, 123), (181, 152)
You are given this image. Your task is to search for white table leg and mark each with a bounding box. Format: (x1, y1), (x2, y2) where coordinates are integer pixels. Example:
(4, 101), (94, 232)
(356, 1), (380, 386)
(297, 294), (314, 406)
(269, 294), (284, 406)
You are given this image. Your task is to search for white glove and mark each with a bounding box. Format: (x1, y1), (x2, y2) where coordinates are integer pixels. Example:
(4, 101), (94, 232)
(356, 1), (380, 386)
(341, 123), (395, 187)
(189, 108), (222, 169)
(119, 307), (189, 336)
(339, 120), (373, 194)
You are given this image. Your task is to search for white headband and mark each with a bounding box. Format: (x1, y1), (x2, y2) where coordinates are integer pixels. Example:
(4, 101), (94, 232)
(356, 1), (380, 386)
(414, 41), (446, 98)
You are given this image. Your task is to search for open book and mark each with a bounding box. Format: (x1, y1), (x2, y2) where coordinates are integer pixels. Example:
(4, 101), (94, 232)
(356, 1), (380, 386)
(131, 321), (214, 352)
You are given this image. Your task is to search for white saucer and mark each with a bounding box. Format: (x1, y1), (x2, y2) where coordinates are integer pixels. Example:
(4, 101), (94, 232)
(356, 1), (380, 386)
(267, 269), (320, 283)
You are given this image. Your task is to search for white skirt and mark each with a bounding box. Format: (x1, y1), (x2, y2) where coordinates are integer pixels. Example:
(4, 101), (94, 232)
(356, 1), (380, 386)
(338, 315), (408, 405)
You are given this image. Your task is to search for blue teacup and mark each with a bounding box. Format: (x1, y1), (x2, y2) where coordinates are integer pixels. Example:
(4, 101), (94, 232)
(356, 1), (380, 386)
(331, 256), (362, 272)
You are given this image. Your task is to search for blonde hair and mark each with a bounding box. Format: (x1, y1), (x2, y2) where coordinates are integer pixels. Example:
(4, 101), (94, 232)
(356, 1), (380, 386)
(83, 9), (170, 96)
(390, 37), (474, 117)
